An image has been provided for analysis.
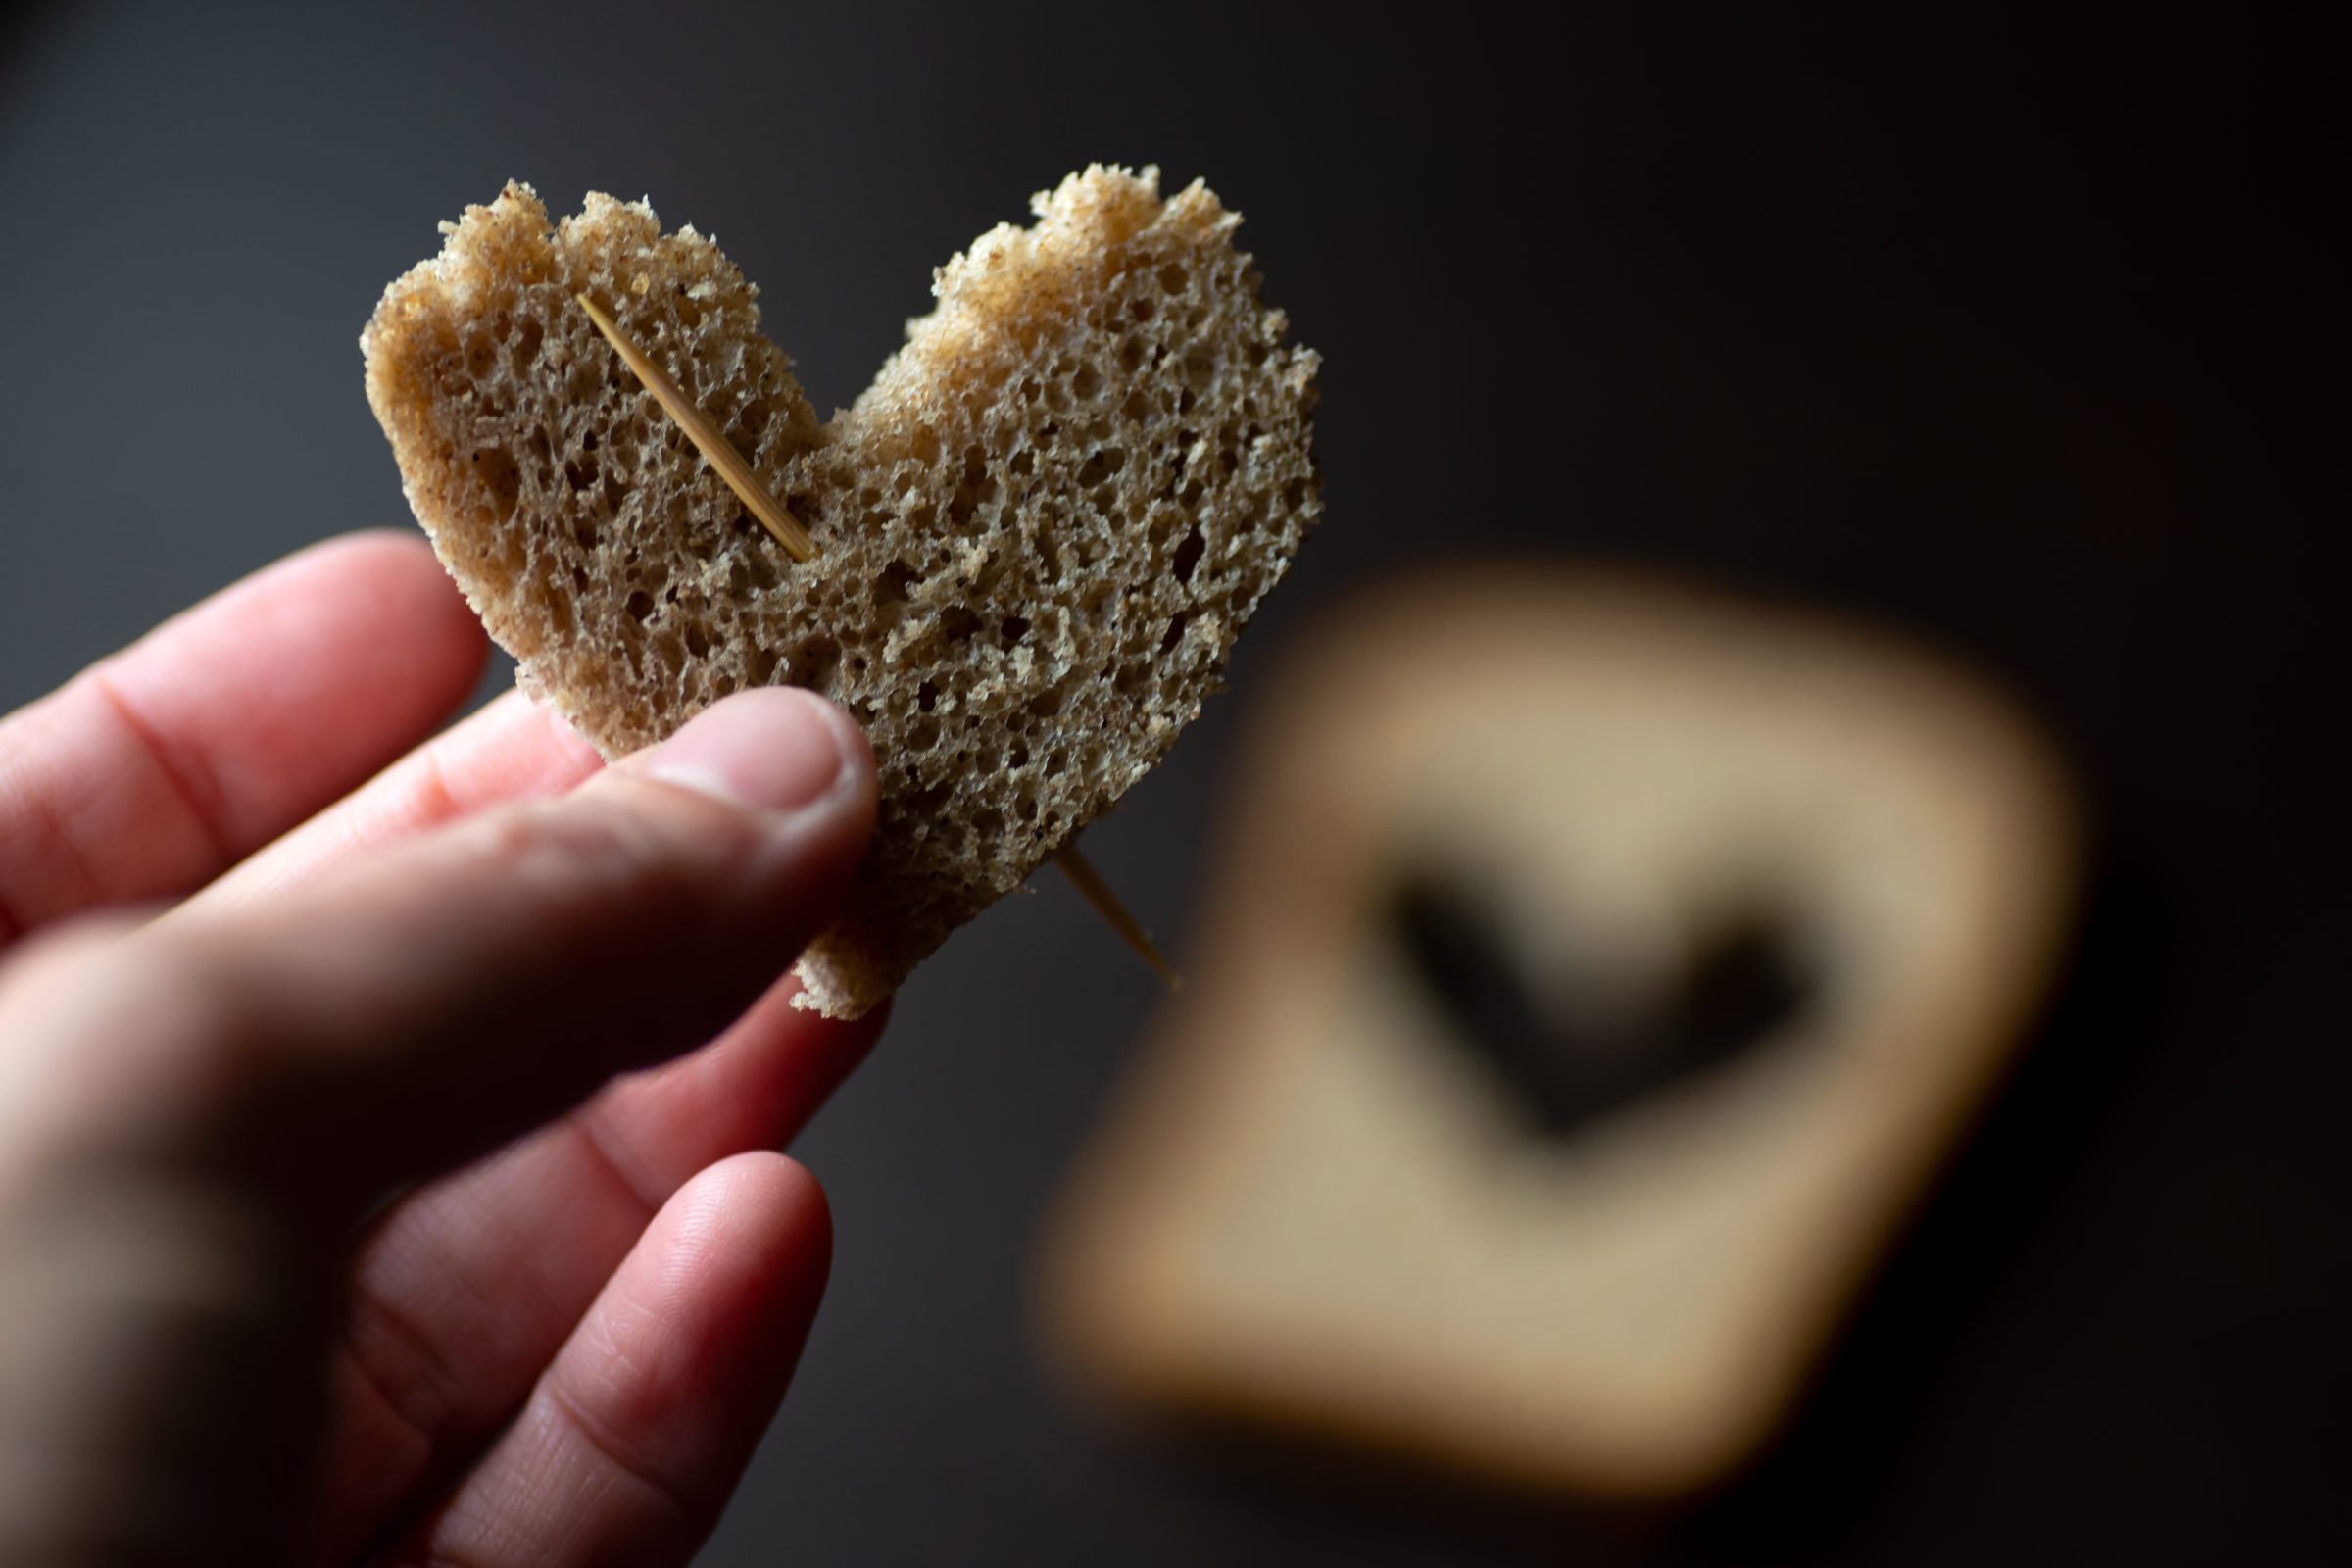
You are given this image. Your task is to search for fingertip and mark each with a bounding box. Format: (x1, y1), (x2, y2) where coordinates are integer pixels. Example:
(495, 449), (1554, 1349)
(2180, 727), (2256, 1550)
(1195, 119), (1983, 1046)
(323, 530), (489, 674)
(610, 688), (877, 908)
(302, 527), (447, 570)
(391, 1150), (838, 1562)
(650, 1153), (832, 1419)
(678, 1151), (832, 1300)
(564, 1152), (830, 1470)
(634, 689), (856, 817)
(285, 530), (476, 623)
(576, 982), (888, 1202)
(770, 1153), (833, 1275)
(171, 531), (488, 738)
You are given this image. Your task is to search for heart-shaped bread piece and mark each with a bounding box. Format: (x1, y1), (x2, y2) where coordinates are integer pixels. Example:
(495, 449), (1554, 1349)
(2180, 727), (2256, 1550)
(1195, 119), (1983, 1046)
(361, 167), (1320, 1017)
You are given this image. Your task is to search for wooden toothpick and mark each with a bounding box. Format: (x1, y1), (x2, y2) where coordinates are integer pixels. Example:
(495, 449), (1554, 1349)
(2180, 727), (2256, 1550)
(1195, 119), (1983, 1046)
(575, 293), (815, 563)
(1053, 842), (1182, 989)
(578, 294), (1180, 991)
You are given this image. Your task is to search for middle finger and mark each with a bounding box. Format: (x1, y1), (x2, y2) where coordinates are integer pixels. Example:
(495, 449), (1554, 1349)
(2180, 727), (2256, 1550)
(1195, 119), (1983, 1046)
(190, 689), (605, 917)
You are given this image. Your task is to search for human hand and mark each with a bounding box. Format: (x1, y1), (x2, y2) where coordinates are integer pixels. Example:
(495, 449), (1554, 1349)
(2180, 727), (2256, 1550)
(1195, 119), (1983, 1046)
(0, 533), (883, 1565)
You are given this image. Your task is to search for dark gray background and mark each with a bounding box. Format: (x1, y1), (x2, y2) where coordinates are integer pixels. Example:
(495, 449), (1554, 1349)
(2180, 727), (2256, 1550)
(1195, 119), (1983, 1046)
(0, 2), (2342, 1562)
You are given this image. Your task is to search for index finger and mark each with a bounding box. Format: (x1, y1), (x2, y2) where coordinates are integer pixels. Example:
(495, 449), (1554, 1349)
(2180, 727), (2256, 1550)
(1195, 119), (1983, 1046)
(0, 533), (485, 944)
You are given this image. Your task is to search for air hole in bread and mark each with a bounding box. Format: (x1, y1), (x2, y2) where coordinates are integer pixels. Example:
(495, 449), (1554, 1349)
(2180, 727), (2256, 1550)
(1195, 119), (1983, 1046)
(1171, 525), (1205, 583)
(916, 679), (940, 714)
(623, 589), (654, 623)
(1159, 612), (1188, 655)
(908, 714), (941, 751)
(727, 398), (769, 449)
(471, 447), (522, 520)
(523, 427), (554, 488)
(876, 561), (917, 608)
(1077, 448), (1125, 488)
(796, 636), (840, 687)
(905, 776), (953, 817)
(1001, 615), (1030, 646)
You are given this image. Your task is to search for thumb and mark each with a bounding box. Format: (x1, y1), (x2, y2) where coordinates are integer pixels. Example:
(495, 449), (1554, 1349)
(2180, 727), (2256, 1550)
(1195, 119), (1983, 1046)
(10, 687), (876, 1228)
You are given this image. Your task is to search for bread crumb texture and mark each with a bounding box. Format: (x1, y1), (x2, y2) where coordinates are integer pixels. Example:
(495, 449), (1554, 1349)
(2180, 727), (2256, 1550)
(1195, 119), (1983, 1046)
(362, 168), (1322, 1016)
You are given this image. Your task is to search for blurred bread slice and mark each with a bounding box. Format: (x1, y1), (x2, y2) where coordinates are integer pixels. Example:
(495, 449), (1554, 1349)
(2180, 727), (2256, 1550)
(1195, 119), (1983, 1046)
(1038, 568), (2078, 1496)
(362, 168), (1319, 1016)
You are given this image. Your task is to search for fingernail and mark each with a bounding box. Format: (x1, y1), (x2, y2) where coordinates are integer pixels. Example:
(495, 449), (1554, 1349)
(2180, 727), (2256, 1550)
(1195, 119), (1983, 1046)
(638, 688), (849, 813)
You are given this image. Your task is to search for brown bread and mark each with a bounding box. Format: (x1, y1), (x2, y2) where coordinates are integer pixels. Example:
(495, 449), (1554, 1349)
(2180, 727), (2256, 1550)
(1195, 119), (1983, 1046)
(362, 167), (1320, 1016)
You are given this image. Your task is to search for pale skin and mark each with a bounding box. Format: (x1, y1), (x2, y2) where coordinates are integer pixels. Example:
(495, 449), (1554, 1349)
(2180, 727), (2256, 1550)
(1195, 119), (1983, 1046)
(0, 531), (887, 1564)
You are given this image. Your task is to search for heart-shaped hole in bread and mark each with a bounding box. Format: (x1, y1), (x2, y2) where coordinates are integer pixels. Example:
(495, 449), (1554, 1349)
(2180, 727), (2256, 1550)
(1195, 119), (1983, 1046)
(362, 167), (1321, 1017)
